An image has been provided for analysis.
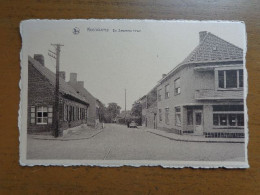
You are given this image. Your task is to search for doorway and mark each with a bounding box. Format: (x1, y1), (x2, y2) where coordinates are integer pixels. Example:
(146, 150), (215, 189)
(194, 110), (203, 135)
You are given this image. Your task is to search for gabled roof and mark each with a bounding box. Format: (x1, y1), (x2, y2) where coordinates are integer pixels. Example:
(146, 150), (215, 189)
(181, 32), (243, 64)
(28, 56), (88, 104)
(68, 81), (96, 104)
(159, 31), (243, 84)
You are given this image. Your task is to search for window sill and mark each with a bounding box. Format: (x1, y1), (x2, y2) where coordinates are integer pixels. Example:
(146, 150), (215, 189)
(213, 126), (244, 129)
(217, 88), (243, 91)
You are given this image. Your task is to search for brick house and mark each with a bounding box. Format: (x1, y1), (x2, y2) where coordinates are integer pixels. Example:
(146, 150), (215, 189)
(28, 55), (91, 134)
(156, 31), (245, 138)
(67, 73), (99, 127)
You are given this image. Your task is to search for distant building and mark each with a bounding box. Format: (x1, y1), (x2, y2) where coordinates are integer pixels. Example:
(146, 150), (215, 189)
(156, 31), (244, 138)
(27, 55), (98, 134)
(137, 87), (158, 129)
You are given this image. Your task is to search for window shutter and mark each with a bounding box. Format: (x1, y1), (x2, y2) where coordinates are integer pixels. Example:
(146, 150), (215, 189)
(48, 105), (53, 124)
(30, 106), (35, 124)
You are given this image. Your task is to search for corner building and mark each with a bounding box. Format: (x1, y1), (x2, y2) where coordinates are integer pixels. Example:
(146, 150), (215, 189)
(157, 31), (245, 138)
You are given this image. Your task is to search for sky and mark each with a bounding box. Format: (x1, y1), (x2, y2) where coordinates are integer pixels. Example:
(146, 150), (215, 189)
(21, 19), (246, 110)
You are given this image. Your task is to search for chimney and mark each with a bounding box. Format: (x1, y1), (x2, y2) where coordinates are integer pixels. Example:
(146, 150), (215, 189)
(78, 81), (84, 88)
(162, 74), (167, 78)
(34, 54), (44, 66)
(59, 71), (66, 80)
(69, 73), (77, 83)
(199, 31), (207, 43)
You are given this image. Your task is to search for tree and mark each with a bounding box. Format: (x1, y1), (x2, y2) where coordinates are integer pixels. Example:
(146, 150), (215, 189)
(105, 103), (121, 123)
(96, 100), (106, 122)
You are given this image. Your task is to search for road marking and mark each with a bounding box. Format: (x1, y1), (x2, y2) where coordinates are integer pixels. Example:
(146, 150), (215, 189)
(103, 148), (111, 160)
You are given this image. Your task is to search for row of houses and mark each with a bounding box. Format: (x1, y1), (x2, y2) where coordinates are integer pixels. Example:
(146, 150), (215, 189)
(136, 31), (245, 138)
(27, 54), (102, 135)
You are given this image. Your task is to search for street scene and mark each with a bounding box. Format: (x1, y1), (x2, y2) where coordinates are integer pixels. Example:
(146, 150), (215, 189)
(27, 123), (245, 161)
(20, 20), (248, 167)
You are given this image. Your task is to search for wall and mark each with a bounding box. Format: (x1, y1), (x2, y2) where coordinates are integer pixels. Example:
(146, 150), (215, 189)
(68, 81), (97, 127)
(27, 61), (55, 132)
(28, 63), (88, 133)
(157, 63), (244, 134)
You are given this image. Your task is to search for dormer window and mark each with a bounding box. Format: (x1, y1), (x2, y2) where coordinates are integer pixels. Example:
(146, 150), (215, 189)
(217, 69), (243, 89)
(212, 46), (217, 51)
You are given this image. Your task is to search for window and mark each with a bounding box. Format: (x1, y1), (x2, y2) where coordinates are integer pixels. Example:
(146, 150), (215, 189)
(213, 114), (244, 127)
(218, 69), (243, 89)
(30, 106), (36, 124)
(72, 106), (75, 121)
(165, 84), (170, 99)
(158, 89), (162, 101)
(213, 105), (244, 127)
(165, 108), (169, 124)
(174, 78), (180, 95)
(175, 107), (181, 126)
(37, 106), (48, 124)
(66, 105), (69, 121)
(239, 69), (243, 87)
(187, 109), (193, 125)
(64, 104), (67, 121)
(159, 109), (162, 122)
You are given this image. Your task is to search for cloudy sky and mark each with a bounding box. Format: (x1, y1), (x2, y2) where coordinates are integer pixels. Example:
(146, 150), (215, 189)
(21, 19), (245, 110)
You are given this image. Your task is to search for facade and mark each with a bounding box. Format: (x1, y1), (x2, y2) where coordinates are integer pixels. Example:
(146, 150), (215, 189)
(67, 73), (99, 127)
(135, 86), (158, 129)
(27, 54), (96, 134)
(143, 87), (158, 129)
(156, 31), (245, 138)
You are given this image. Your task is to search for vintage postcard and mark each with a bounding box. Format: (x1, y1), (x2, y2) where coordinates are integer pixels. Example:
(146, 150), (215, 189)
(19, 19), (248, 168)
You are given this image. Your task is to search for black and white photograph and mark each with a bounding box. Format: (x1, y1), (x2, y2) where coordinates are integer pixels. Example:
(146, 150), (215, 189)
(19, 19), (248, 168)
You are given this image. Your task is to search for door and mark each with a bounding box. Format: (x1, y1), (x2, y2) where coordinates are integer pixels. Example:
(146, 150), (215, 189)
(194, 110), (203, 135)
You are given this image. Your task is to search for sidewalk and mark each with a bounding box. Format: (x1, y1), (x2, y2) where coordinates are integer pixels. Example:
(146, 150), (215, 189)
(28, 124), (104, 141)
(141, 127), (245, 143)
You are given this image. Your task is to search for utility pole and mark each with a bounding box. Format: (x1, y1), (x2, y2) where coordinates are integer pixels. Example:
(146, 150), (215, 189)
(48, 43), (64, 137)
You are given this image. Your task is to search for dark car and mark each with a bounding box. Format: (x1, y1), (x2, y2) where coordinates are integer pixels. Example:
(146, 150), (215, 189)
(129, 121), (137, 128)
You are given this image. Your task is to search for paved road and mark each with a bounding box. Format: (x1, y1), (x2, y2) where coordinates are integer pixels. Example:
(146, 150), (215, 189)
(27, 124), (245, 161)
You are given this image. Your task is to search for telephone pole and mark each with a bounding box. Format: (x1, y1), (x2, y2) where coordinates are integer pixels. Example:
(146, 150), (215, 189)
(48, 43), (64, 137)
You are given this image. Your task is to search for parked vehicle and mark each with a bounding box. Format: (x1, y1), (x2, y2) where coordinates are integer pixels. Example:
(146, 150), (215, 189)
(129, 121), (137, 128)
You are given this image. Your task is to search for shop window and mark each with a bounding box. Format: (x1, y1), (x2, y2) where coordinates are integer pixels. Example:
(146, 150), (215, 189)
(213, 113), (244, 127)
